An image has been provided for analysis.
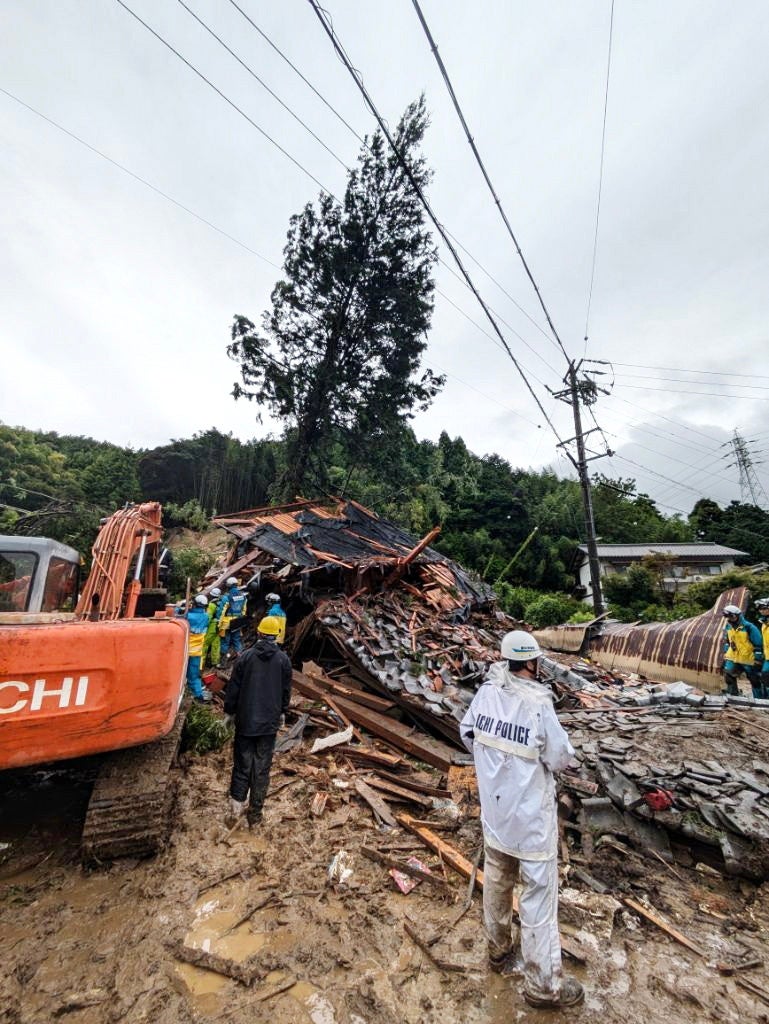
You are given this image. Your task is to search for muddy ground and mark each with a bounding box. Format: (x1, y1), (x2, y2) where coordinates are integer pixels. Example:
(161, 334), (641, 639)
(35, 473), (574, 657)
(2, 708), (768, 1024)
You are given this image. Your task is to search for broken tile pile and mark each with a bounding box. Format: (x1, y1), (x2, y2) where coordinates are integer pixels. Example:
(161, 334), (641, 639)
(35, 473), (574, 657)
(545, 660), (769, 882)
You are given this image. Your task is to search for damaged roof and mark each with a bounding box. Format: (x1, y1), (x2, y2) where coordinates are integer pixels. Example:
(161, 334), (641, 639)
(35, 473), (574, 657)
(214, 497), (493, 608)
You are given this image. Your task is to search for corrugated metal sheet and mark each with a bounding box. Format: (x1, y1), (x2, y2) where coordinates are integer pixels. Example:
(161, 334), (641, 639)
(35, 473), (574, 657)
(587, 587), (749, 692)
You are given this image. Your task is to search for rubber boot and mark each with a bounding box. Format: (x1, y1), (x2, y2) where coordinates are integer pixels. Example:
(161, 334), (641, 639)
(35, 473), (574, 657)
(524, 976), (585, 1009)
(488, 946), (523, 976)
(225, 797), (247, 828)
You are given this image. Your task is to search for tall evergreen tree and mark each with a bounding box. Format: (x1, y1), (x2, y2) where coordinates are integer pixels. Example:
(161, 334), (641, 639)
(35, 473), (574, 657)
(228, 96), (444, 500)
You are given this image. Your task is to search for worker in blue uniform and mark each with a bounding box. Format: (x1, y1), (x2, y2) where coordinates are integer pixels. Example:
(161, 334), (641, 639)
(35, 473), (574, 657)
(218, 577), (247, 658)
(187, 594), (212, 702)
(754, 598), (769, 699)
(266, 592), (287, 644)
(722, 603), (763, 697)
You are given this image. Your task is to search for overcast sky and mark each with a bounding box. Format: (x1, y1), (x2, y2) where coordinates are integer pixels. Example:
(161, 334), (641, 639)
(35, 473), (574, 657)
(2, 0), (768, 517)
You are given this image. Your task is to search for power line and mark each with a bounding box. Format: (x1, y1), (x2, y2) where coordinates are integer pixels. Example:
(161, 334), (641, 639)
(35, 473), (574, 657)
(176, 0), (349, 170)
(115, 0), (334, 198)
(226, 0), (559, 355)
(0, 86), (279, 269)
(409, 0), (570, 364)
(306, 0), (566, 444)
(583, 0), (615, 354)
(615, 372), (769, 391)
(172, 0), (563, 386)
(225, 0), (365, 144)
(612, 360), (769, 381)
(607, 394), (726, 445)
(616, 383), (769, 402)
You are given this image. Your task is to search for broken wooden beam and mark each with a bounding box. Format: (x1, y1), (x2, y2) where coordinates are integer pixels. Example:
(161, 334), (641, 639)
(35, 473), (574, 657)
(362, 775), (434, 808)
(293, 671), (456, 771)
(353, 778), (398, 827)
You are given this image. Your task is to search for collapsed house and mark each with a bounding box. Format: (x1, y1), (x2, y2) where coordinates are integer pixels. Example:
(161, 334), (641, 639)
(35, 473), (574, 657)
(206, 499), (769, 881)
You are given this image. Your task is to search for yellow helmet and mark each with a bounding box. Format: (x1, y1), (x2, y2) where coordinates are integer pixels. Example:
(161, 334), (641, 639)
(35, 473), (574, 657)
(257, 615), (281, 637)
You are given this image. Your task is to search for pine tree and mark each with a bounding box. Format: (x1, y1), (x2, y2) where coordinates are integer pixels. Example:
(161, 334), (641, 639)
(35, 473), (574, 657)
(228, 96), (443, 500)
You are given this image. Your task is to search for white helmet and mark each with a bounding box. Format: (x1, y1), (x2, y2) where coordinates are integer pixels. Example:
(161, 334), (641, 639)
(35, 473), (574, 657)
(210, 587), (222, 598)
(722, 604), (742, 617)
(194, 594), (208, 606)
(501, 630), (542, 662)
(226, 577), (238, 587)
(755, 597), (769, 611)
(266, 592), (280, 603)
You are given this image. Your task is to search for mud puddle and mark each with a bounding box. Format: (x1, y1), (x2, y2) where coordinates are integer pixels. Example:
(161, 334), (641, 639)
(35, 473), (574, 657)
(1, 742), (766, 1024)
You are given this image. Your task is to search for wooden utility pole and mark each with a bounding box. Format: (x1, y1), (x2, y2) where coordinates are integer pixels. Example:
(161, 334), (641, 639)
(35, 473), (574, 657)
(553, 360), (611, 616)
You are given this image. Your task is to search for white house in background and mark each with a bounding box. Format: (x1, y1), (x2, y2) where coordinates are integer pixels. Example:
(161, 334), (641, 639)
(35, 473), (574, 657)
(575, 542), (749, 604)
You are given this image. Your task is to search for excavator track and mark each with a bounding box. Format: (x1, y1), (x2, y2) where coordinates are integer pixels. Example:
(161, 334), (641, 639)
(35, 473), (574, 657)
(81, 701), (188, 862)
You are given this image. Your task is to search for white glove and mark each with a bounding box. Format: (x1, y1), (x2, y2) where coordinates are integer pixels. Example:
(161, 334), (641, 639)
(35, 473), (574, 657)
(279, 714), (286, 730)
(223, 713), (235, 729)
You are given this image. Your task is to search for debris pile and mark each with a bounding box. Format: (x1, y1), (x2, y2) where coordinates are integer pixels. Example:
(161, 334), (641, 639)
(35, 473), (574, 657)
(210, 498), (513, 741)
(545, 657), (769, 882)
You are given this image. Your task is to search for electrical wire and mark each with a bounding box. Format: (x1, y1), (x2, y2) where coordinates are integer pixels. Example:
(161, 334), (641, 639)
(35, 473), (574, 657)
(583, 0), (615, 354)
(306, 0), (567, 446)
(224, 0), (558, 353)
(612, 360), (769, 381)
(115, 0), (334, 198)
(225, 0), (366, 143)
(176, 0), (349, 170)
(409, 0), (570, 365)
(614, 372), (769, 391)
(616, 383), (769, 402)
(0, 86), (279, 269)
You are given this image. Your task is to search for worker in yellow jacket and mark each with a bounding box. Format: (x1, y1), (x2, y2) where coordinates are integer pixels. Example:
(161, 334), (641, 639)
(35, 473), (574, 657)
(202, 587), (222, 670)
(722, 604), (763, 697)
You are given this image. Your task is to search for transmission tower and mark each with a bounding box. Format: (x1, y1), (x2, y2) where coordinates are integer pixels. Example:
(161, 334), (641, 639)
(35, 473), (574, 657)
(723, 430), (769, 508)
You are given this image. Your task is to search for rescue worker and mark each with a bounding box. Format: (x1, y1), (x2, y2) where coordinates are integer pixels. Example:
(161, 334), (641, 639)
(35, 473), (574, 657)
(754, 598), (769, 699)
(186, 594), (212, 703)
(201, 587), (222, 670)
(266, 592), (287, 644)
(223, 616), (292, 828)
(460, 630), (583, 1010)
(722, 604), (763, 696)
(218, 577), (247, 659)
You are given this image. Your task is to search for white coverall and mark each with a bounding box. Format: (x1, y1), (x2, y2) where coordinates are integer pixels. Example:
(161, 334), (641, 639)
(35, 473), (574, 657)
(460, 661), (574, 998)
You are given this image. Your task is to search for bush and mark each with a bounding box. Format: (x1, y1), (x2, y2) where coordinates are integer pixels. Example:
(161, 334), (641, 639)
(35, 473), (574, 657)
(567, 608), (595, 624)
(164, 499), (210, 532)
(682, 570), (769, 616)
(169, 546), (213, 598)
(523, 594), (581, 629)
(495, 583), (541, 619)
(183, 703), (232, 755)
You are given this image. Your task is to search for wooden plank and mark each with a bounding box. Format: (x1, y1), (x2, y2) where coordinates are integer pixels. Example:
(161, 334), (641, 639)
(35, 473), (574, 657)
(397, 814), (484, 887)
(353, 779), (398, 827)
(362, 775), (433, 808)
(622, 897), (704, 957)
(374, 769), (450, 799)
(398, 814), (586, 965)
(293, 671), (456, 771)
(301, 663), (396, 712)
(336, 746), (403, 768)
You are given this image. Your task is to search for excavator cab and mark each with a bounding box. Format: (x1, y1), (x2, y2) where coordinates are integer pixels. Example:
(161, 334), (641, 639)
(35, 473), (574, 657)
(0, 536), (80, 617)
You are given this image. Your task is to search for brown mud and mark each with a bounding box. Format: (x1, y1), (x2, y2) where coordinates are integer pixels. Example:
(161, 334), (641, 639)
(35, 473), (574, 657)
(1, 736), (767, 1024)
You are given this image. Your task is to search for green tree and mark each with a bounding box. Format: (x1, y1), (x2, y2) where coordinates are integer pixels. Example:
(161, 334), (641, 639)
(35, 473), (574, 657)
(228, 97), (444, 500)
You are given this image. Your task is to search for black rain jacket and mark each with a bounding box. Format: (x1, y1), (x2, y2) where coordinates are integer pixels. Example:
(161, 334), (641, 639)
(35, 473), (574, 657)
(224, 638), (292, 736)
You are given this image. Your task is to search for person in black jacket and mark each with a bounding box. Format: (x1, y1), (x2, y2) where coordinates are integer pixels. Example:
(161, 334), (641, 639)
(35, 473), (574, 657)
(223, 616), (292, 828)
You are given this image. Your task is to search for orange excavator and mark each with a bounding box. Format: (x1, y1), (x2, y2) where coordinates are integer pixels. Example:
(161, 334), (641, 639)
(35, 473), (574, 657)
(0, 502), (191, 859)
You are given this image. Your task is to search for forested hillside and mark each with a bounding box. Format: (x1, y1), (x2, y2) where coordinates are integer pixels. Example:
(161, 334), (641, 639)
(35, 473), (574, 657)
(4, 420), (769, 609)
